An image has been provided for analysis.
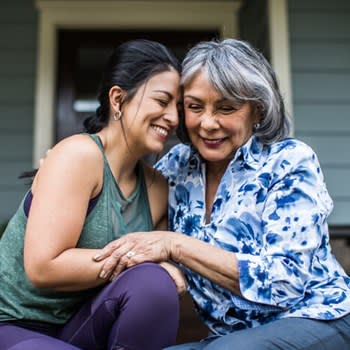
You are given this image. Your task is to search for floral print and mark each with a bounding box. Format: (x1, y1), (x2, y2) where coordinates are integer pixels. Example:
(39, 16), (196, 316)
(156, 136), (350, 335)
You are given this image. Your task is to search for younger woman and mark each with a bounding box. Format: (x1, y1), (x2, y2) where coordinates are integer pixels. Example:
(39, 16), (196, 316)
(0, 39), (182, 350)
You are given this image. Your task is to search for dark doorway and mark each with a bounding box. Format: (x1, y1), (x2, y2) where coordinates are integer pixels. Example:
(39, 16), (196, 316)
(56, 29), (218, 343)
(56, 29), (219, 163)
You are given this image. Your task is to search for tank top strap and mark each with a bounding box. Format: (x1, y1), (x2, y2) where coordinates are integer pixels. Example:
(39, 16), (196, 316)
(86, 133), (111, 173)
(87, 133), (105, 153)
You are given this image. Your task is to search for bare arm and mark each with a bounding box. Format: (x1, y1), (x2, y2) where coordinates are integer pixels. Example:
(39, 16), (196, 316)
(95, 230), (242, 295)
(24, 135), (106, 291)
(170, 233), (241, 295)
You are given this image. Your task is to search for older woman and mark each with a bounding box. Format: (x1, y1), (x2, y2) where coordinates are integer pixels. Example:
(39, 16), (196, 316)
(96, 39), (350, 349)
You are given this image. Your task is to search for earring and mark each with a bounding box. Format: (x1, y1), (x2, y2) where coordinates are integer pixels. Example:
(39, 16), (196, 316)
(113, 110), (122, 121)
(253, 122), (260, 132)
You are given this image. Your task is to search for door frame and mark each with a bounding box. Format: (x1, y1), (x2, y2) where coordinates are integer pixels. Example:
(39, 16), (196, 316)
(34, 0), (241, 164)
(34, 0), (291, 165)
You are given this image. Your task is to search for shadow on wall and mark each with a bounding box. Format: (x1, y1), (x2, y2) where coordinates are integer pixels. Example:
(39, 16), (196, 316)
(0, 222), (7, 239)
(331, 239), (350, 275)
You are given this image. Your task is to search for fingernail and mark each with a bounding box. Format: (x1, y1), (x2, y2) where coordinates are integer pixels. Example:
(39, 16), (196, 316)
(99, 270), (107, 279)
(93, 254), (101, 261)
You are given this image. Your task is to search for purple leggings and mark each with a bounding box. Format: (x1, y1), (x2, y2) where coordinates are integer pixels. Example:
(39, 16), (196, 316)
(0, 263), (179, 350)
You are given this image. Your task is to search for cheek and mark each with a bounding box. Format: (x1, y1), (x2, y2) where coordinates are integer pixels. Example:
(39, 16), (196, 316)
(184, 115), (197, 130)
(244, 119), (255, 134)
(235, 123), (254, 142)
(227, 116), (254, 132)
(235, 125), (253, 138)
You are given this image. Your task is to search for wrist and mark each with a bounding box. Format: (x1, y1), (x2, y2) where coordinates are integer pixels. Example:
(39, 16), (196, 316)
(169, 232), (182, 264)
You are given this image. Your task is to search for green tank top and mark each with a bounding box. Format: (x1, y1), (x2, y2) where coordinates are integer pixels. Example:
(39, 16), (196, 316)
(0, 133), (153, 324)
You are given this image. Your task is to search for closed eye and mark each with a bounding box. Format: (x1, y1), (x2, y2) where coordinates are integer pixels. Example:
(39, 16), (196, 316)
(185, 103), (203, 112)
(218, 105), (236, 113)
(156, 99), (169, 107)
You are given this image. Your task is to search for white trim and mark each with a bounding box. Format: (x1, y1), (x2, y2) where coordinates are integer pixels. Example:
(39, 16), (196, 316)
(268, 0), (293, 134)
(33, 0), (241, 165)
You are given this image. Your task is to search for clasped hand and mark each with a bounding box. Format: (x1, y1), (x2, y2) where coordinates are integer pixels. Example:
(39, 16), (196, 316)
(93, 231), (186, 294)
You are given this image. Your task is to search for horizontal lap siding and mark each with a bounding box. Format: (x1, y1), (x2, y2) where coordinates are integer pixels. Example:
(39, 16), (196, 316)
(0, 0), (37, 223)
(288, 0), (350, 225)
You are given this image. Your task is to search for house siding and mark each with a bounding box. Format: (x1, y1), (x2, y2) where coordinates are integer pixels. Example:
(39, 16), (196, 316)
(288, 0), (350, 225)
(0, 0), (37, 223)
(1, 0), (350, 228)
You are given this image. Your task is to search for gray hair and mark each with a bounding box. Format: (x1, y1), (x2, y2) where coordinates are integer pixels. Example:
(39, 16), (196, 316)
(181, 38), (291, 144)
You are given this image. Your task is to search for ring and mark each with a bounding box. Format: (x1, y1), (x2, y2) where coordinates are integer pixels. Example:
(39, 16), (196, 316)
(126, 251), (136, 259)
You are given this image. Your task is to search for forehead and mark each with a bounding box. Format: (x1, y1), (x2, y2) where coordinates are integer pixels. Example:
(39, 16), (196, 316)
(145, 69), (180, 91)
(184, 69), (222, 99)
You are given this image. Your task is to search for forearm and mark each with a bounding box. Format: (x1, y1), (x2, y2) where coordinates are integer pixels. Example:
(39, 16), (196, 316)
(26, 248), (106, 291)
(170, 232), (242, 295)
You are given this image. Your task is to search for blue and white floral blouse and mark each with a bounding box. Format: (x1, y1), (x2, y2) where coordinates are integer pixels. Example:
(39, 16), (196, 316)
(156, 136), (350, 336)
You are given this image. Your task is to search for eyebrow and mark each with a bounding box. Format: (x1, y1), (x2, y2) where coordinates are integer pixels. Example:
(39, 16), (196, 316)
(152, 90), (174, 100)
(183, 95), (201, 102)
(184, 95), (229, 104)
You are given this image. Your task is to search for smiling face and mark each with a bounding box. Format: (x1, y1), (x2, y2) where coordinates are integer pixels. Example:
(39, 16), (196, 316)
(121, 69), (181, 156)
(183, 69), (260, 168)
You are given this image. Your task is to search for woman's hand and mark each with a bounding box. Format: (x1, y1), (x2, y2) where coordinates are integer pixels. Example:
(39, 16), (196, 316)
(159, 262), (187, 296)
(95, 229), (242, 295)
(94, 231), (175, 280)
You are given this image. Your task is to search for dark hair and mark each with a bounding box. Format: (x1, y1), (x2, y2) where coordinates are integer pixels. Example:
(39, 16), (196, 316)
(84, 39), (181, 133)
(20, 39), (180, 180)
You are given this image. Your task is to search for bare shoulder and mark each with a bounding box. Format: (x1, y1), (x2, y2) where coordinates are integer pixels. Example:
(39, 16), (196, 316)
(33, 134), (104, 196)
(54, 134), (102, 160)
(41, 134), (103, 170)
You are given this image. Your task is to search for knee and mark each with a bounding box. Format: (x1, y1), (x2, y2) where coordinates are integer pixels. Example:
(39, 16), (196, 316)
(127, 263), (178, 299)
(112, 263), (179, 306)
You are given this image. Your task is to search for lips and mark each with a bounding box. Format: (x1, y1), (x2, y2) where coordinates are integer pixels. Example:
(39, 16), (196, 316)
(151, 125), (169, 140)
(202, 137), (226, 147)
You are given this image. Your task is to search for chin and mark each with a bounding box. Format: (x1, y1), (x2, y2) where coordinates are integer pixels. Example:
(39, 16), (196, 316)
(204, 156), (228, 163)
(147, 142), (165, 155)
(198, 150), (231, 163)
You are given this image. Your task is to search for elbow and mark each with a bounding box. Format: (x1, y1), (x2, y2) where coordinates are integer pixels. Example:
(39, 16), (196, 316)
(24, 261), (54, 289)
(25, 268), (48, 289)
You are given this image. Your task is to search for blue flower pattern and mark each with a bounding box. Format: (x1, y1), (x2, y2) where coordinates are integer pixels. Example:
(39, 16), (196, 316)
(156, 136), (350, 335)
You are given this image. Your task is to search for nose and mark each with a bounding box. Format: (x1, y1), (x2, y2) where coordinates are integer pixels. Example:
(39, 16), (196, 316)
(200, 113), (220, 131)
(163, 102), (179, 128)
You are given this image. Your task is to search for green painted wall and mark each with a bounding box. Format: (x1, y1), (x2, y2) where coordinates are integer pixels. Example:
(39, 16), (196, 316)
(0, 0), (37, 223)
(289, 0), (350, 225)
(0, 0), (349, 228)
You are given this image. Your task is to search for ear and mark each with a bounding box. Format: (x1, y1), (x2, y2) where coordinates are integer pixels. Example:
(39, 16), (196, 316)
(254, 104), (264, 123)
(109, 86), (125, 113)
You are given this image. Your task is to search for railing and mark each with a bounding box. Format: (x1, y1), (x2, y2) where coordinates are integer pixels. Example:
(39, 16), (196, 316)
(329, 226), (350, 243)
